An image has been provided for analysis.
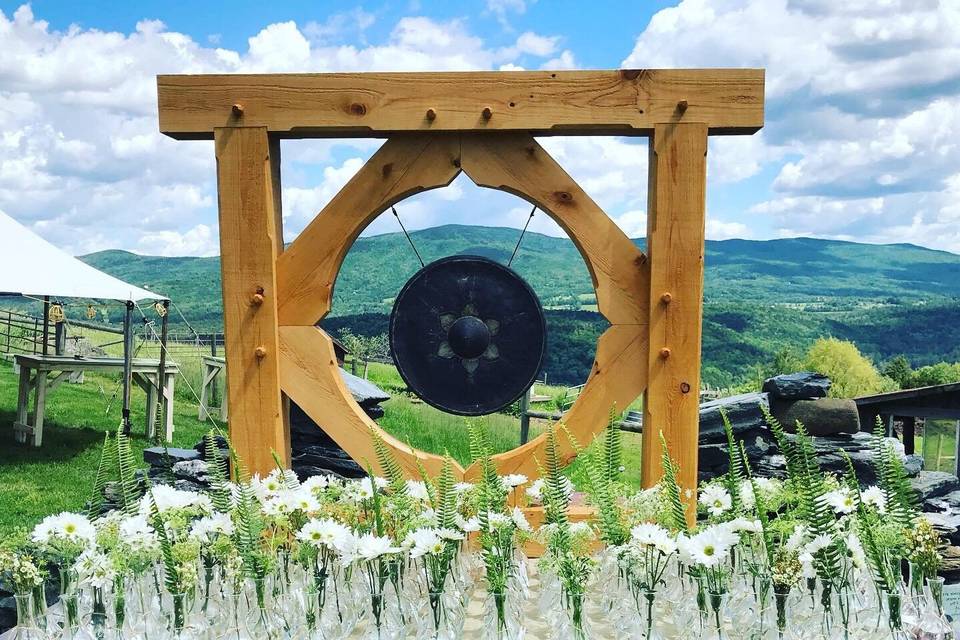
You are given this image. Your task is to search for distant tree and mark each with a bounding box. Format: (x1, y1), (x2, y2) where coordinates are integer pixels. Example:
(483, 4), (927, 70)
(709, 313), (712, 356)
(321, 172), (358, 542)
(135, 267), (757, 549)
(908, 361), (960, 388)
(771, 346), (805, 376)
(804, 337), (897, 398)
(338, 329), (389, 379)
(882, 355), (913, 389)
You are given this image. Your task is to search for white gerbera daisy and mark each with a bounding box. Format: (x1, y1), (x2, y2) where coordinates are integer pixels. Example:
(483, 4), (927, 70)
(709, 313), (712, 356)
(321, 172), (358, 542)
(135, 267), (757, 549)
(698, 484), (732, 517)
(860, 486), (886, 513)
(686, 526), (738, 568)
(824, 488), (856, 515)
(297, 518), (349, 549)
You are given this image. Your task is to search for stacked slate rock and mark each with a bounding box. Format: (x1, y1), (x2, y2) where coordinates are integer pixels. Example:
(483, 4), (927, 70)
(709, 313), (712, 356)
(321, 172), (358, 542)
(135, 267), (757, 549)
(141, 368), (389, 489)
(698, 372), (921, 488)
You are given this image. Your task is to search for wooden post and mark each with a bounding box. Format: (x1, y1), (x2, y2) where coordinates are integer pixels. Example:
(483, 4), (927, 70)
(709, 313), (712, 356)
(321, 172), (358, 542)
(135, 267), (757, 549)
(519, 385), (532, 445)
(41, 296), (50, 356)
(954, 419), (959, 477)
(155, 300), (170, 445)
(641, 122), (708, 523)
(215, 126), (288, 475)
(210, 332), (219, 406)
(121, 300), (134, 435)
(902, 416), (916, 455)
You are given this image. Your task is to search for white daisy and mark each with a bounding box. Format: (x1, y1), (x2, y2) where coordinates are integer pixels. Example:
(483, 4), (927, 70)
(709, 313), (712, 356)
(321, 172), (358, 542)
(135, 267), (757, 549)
(686, 526), (738, 567)
(861, 486), (886, 513)
(824, 488), (856, 515)
(698, 484), (732, 517)
(405, 480), (430, 501)
(355, 533), (400, 561)
(502, 474), (529, 489)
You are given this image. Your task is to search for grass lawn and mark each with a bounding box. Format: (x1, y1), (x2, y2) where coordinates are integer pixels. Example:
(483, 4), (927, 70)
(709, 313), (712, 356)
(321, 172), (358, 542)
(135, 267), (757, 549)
(0, 364), (212, 535)
(0, 353), (643, 537)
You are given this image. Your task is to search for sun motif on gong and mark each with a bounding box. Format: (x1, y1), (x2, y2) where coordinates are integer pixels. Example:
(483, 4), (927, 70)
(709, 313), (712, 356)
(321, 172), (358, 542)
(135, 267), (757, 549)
(436, 303), (501, 376)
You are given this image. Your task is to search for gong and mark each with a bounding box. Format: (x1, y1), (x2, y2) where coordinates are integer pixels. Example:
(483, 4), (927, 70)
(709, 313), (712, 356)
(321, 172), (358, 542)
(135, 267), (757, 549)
(389, 255), (547, 416)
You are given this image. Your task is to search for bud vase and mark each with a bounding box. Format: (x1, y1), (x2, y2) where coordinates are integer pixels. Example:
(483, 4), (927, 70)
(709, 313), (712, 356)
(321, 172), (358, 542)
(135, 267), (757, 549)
(362, 584), (403, 640)
(774, 586), (791, 639)
(418, 589), (467, 640)
(635, 589), (662, 640)
(482, 589), (524, 640)
(10, 593), (42, 640)
(59, 592), (92, 640)
(705, 590), (729, 640)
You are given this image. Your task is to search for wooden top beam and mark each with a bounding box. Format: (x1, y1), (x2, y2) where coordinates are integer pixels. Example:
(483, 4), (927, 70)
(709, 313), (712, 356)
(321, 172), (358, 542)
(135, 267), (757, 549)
(157, 69), (764, 140)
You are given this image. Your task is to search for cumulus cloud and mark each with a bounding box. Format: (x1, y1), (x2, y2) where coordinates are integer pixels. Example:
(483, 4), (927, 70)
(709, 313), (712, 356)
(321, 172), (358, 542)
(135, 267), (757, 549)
(623, 0), (960, 251)
(0, 5), (568, 255)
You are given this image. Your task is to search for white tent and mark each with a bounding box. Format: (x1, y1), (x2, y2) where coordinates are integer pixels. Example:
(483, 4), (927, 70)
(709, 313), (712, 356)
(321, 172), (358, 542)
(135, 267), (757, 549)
(0, 210), (165, 302)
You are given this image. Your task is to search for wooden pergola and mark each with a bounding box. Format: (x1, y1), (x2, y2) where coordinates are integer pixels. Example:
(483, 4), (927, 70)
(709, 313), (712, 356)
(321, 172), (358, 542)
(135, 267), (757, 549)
(156, 69), (765, 506)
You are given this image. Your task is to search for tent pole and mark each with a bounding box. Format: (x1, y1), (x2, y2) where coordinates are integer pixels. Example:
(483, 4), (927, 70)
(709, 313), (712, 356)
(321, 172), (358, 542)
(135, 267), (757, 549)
(42, 296), (50, 356)
(155, 300), (170, 444)
(121, 300), (134, 436)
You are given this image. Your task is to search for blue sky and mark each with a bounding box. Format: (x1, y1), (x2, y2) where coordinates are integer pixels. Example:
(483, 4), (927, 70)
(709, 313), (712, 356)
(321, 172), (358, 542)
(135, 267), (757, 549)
(0, 0), (957, 256)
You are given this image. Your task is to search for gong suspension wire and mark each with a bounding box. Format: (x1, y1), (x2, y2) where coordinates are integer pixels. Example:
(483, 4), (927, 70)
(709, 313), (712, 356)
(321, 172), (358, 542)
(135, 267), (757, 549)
(391, 205), (425, 268)
(390, 205), (425, 267)
(507, 205), (537, 268)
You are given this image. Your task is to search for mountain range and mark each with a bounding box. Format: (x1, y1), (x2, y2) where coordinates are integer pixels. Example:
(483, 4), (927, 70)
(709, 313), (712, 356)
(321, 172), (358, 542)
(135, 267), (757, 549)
(81, 225), (960, 386)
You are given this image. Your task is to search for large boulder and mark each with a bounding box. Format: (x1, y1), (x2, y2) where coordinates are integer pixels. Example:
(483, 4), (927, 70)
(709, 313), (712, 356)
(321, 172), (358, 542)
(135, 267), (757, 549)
(770, 398), (860, 436)
(762, 372), (831, 400)
(339, 368), (390, 409)
(699, 392), (770, 444)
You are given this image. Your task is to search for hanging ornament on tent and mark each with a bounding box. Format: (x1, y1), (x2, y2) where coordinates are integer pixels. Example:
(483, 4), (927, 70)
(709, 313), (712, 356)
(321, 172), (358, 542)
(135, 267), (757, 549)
(154, 301), (168, 317)
(48, 304), (65, 323)
(389, 255), (546, 416)
(86, 305), (97, 320)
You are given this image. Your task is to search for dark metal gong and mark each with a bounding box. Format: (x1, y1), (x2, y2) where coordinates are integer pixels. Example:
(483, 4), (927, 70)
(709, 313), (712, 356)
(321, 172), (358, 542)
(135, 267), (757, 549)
(389, 255), (547, 416)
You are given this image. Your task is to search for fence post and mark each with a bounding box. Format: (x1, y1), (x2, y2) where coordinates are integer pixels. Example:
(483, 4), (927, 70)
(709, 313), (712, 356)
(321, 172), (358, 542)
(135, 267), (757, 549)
(519, 385), (532, 445)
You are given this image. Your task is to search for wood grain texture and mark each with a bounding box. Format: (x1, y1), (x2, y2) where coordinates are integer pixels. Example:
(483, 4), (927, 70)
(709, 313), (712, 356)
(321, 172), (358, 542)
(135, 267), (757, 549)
(461, 134), (649, 326)
(641, 123), (708, 523)
(157, 69), (764, 139)
(215, 126), (288, 476)
(458, 133), (649, 480)
(278, 325), (462, 479)
(276, 135), (461, 326)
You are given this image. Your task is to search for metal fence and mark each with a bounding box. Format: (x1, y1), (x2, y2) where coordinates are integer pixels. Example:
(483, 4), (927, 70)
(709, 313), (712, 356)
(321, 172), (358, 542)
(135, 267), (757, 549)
(0, 309), (59, 356)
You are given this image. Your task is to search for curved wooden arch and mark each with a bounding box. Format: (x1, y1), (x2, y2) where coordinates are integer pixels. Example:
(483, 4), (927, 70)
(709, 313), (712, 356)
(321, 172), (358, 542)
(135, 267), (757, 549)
(274, 132), (648, 481)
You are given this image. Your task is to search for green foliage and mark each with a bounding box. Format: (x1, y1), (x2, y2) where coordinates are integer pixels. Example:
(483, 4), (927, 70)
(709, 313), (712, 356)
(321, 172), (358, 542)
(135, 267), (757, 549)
(87, 433), (115, 519)
(870, 417), (917, 528)
(721, 409), (745, 512)
(659, 433), (690, 535)
(203, 431), (232, 513)
(434, 456), (457, 530)
(230, 453), (268, 582)
(115, 430), (139, 515)
(569, 410), (628, 545)
(906, 361), (960, 388)
(882, 355), (913, 389)
(539, 423), (570, 528)
(741, 443), (775, 570)
(804, 337), (896, 398)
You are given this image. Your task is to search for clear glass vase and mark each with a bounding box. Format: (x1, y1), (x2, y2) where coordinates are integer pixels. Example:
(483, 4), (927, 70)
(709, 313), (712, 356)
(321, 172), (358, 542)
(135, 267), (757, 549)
(10, 593), (42, 640)
(362, 584), (404, 640)
(632, 589), (662, 640)
(705, 590), (729, 640)
(774, 586), (791, 639)
(482, 589), (524, 640)
(416, 589), (468, 640)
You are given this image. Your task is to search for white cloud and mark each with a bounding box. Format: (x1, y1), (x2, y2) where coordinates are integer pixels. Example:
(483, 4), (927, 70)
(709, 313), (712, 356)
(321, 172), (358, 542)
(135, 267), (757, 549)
(706, 219), (753, 241)
(623, 0), (960, 251)
(0, 6), (571, 255)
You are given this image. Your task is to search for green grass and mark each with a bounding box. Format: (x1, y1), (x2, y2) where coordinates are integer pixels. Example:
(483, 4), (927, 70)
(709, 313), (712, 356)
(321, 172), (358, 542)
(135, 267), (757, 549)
(0, 364), (212, 535)
(0, 353), (643, 537)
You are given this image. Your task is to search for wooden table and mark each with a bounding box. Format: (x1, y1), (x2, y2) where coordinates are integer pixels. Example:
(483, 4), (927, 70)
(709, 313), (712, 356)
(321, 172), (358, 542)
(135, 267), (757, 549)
(13, 354), (179, 446)
(198, 355), (227, 422)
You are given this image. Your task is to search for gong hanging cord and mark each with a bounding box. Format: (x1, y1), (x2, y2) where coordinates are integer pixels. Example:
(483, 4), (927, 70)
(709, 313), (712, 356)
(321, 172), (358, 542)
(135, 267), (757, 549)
(507, 205), (537, 268)
(391, 205), (425, 268)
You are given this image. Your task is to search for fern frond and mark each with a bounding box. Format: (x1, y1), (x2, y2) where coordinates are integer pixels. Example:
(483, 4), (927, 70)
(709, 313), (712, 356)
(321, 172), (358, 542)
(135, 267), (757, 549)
(660, 432), (690, 534)
(148, 492), (179, 594)
(741, 442), (775, 568)
(116, 430), (140, 515)
(541, 423), (570, 527)
(602, 404), (623, 484)
(721, 408), (744, 512)
(435, 456), (457, 530)
(204, 431), (232, 513)
(87, 433), (115, 518)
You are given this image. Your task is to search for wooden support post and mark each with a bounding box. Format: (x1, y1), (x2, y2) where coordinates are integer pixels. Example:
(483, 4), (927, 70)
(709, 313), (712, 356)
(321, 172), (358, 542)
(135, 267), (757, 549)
(641, 122), (708, 523)
(215, 126), (288, 475)
(121, 300), (134, 435)
(42, 296), (50, 356)
(155, 300), (170, 445)
(32, 370), (47, 446)
(902, 416), (916, 455)
(519, 385), (532, 445)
